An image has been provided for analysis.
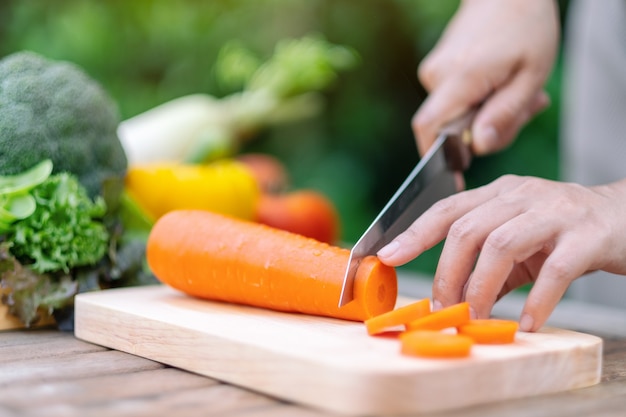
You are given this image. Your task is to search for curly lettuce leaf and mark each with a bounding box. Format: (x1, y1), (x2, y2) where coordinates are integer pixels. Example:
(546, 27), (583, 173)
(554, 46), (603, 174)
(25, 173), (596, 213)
(8, 173), (109, 273)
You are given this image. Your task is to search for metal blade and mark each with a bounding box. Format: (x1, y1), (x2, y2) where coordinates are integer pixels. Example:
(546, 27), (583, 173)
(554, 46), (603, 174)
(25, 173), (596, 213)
(338, 133), (454, 306)
(337, 108), (475, 307)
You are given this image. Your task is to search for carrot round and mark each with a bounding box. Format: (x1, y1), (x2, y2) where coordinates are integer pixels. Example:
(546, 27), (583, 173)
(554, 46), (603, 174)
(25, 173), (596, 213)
(400, 331), (473, 358)
(146, 210), (397, 321)
(406, 302), (470, 331)
(457, 319), (519, 344)
(364, 298), (431, 335)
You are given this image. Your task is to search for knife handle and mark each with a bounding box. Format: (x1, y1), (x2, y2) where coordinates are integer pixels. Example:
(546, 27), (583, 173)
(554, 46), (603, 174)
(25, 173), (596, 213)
(440, 108), (478, 172)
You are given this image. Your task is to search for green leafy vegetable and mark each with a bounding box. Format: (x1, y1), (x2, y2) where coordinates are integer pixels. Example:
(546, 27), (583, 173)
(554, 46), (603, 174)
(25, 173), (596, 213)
(0, 159), (53, 233)
(247, 35), (359, 97)
(7, 173), (109, 274)
(0, 243), (77, 327)
(0, 159), (53, 196)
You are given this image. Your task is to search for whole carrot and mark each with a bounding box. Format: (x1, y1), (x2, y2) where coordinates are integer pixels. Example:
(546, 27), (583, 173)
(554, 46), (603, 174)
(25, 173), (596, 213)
(146, 210), (397, 321)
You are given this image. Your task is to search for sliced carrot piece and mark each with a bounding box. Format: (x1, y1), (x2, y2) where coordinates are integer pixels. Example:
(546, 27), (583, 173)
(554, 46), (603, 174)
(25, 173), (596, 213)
(457, 319), (519, 344)
(400, 330), (473, 358)
(364, 298), (431, 335)
(406, 302), (470, 331)
(146, 210), (398, 322)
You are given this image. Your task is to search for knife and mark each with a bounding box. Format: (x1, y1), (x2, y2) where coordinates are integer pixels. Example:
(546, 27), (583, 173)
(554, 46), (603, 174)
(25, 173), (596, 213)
(338, 109), (476, 307)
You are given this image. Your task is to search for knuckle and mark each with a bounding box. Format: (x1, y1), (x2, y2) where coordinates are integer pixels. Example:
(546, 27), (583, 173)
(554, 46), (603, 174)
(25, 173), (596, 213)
(412, 110), (431, 135)
(432, 277), (462, 302)
(417, 57), (439, 90)
(447, 216), (477, 242)
(542, 258), (575, 283)
(482, 228), (516, 255)
(429, 196), (456, 217)
(464, 285), (495, 310)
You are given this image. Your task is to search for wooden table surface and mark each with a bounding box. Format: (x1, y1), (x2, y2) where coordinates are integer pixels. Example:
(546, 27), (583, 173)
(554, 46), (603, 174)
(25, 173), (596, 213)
(2, 274), (626, 417)
(0, 327), (624, 417)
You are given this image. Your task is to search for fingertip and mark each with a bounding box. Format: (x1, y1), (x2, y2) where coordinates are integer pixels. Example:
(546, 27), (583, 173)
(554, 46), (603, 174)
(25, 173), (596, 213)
(531, 90), (551, 114)
(471, 124), (499, 155)
(519, 313), (535, 332)
(377, 241), (400, 262)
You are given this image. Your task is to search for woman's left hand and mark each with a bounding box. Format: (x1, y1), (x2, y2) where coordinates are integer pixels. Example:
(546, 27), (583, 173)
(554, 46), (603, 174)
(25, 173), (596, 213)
(377, 175), (626, 331)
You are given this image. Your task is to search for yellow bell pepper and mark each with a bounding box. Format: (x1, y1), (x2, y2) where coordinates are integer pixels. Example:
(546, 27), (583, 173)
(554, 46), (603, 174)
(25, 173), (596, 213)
(125, 160), (261, 222)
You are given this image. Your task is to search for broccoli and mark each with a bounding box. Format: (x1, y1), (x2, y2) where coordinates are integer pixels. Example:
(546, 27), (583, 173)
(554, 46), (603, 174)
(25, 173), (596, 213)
(0, 51), (127, 197)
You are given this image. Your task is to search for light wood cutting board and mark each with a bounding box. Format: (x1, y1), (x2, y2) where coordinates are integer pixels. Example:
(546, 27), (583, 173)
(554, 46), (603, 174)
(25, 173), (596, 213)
(74, 285), (602, 416)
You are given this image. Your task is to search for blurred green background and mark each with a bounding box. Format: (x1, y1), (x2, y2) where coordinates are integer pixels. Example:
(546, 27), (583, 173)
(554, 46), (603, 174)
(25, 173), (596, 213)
(0, 0), (569, 276)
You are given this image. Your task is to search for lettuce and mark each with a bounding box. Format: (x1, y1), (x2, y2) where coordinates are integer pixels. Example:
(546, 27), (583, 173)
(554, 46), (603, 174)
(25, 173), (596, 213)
(0, 172), (111, 327)
(8, 173), (109, 273)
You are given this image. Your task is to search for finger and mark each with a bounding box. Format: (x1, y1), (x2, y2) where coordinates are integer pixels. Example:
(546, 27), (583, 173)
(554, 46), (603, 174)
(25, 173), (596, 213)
(433, 184), (534, 310)
(377, 176), (518, 266)
(471, 72), (549, 155)
(412, 71), (492, 156)
(520, 238), (596, 332)
(417, 51), (444, 93)
(496, 252), (547, 301)
(463, 211), (557, 318)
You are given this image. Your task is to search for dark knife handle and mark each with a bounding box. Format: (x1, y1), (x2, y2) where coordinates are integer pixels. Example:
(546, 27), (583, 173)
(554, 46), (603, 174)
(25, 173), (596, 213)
(439, 108), (478, 172)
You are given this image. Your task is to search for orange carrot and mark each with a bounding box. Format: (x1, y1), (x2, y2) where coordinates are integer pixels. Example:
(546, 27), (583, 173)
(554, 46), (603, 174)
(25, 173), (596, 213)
(146, 210), (397, 321)
(400, 331), (473, 358)
(364, 298), (431, 335)
(406, 302), (470, 331)
(457, 319), (519, 344)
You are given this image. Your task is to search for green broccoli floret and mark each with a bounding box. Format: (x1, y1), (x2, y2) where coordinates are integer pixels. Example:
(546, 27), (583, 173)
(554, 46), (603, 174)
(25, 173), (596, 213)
(0, 51), (127, 197)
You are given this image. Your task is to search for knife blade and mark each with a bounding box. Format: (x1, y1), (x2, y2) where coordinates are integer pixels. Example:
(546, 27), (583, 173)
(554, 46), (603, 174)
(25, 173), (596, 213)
(338, 110), (476, 307)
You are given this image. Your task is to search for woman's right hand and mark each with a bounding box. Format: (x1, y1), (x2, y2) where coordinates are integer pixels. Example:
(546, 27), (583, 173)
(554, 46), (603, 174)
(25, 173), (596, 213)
(413, 0), (560, 156)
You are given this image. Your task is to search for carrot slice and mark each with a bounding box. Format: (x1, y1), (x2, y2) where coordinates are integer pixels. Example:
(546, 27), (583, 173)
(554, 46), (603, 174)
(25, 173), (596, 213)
(364, 298), (431, 335)
(457, 319), (519, 344)
(146, 210), (398, 321)
(400, 330), (473, 358)
(406, 302), (470, 331)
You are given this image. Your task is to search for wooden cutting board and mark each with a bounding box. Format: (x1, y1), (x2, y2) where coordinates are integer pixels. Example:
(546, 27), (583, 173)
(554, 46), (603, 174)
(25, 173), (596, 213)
(74, 285), (602, 416)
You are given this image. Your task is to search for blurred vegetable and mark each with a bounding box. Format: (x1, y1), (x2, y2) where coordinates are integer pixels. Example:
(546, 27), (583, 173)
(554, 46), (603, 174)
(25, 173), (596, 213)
(0, 243), (77, 327)
(255, 190), (340, 244)
(237, 153), (290, 194)
(0, 51), (127, 197)
(117, 94), (235, 165)
(118, 35), (359, 165)
(124, 160), (261, 221)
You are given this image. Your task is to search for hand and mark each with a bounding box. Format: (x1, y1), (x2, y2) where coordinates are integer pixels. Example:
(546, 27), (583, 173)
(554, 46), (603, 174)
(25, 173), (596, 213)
(377, 175), (626, 331)
(414, 0), (560, 156)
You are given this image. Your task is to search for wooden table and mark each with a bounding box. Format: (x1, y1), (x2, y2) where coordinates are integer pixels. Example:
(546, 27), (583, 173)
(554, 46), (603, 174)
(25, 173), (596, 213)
(0, 327), (624, 417)
(2, 274), (626, 417)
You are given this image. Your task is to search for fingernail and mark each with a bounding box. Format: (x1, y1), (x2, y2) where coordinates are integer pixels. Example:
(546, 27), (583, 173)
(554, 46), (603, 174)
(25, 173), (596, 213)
(520, 313), (534, 332)
(469, 307), (477, 320)
(473, 125), (498, 154)
(377, 241), (399, 259)
(432, 299), (443, 311)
